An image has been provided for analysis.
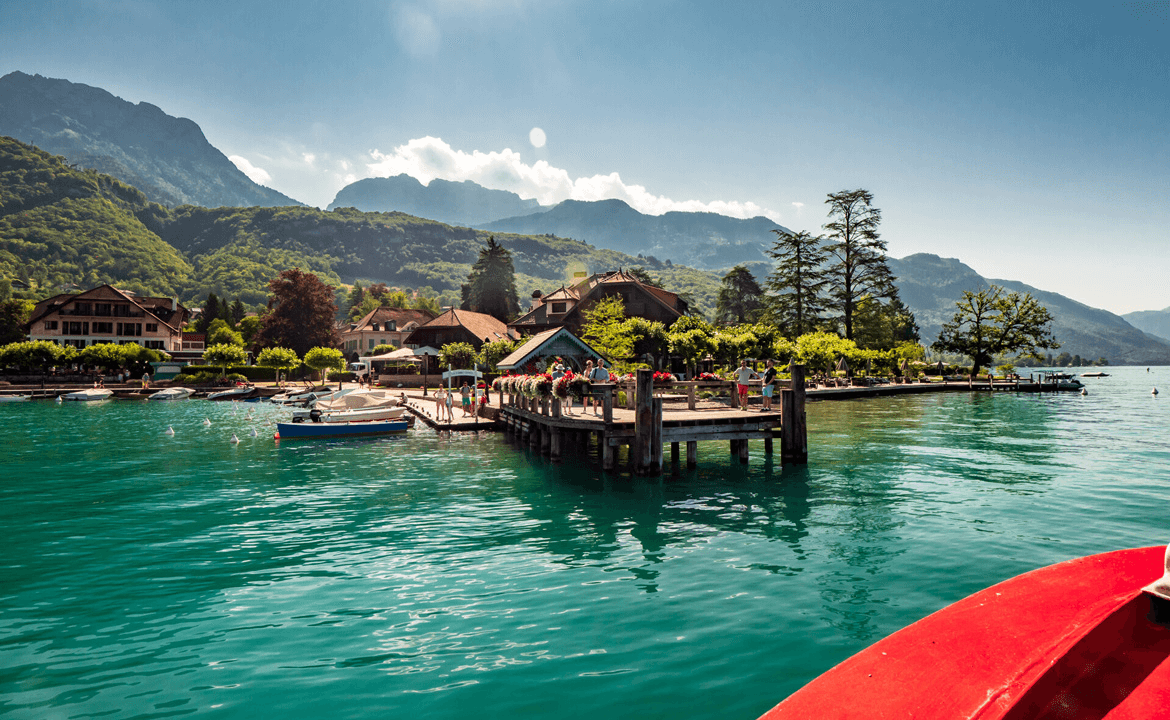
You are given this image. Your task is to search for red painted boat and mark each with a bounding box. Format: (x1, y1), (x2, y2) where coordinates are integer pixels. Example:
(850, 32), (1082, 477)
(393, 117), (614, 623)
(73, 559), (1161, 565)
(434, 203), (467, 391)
(759, 544), (1170, 720)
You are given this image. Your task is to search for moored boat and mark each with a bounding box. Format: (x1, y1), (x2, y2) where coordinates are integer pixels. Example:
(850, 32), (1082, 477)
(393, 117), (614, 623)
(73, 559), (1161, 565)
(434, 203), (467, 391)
(274, 418), (410, 439)
(147, 387), (194, 401)
(290, 405), (406, 423)
(759, 544), (1170, 720)
(0, 394), (32, 402)
(206, 385), (254, 401)
(1082, 371), (1111, 378)
(62, 388), (114, 401)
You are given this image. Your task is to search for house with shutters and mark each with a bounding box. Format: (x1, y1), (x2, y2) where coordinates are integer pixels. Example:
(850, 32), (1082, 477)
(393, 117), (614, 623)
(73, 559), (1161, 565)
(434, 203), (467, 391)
(339, 307), (437, 361)
(25, 284), (189, 352)
(507, 269), (687, 337)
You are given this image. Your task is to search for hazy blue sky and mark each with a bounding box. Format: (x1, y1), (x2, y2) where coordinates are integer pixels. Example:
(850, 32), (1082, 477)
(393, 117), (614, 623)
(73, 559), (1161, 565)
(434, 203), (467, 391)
(2, 0), (1167, 313)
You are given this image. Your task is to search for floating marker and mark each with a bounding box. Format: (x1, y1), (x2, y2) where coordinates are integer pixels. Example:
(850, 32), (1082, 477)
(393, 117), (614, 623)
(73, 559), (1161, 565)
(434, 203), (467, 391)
(165, 426), (175, 435)
(203, 418), (212, 426)
(230, 434), (240, 444)
(55, 395), (62, 404)
(1080, 388), (1087, 396)
(1155, 387), (1160, 396)
(250, 427), (258, 437)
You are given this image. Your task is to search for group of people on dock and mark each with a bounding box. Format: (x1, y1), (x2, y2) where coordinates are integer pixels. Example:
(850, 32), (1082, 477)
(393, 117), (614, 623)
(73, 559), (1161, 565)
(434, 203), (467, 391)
(432, 381), (489, 423)
(734, 359), (777, 411)
(549, 358), (611, 416)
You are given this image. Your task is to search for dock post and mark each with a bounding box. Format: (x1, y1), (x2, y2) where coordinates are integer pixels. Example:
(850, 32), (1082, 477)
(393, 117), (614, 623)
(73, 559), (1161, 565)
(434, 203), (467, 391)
(686, 440), (697, 468)
(552, 398), (562, 418)
(633, 369), (655, 475)
(781, 364), (808, 464)
(602, 434), (615, 470)
(651, 398), (663, 474)
(671, 442), (680, 475)
(550, 427), (561, 462)
(688, 383), (696, 411)
(602, 386), (614, 423)
(541, 423), (551, 455)
(739, 436), (749, 463)
(529, 423), (540, 449)
(764, 432), (773, 455)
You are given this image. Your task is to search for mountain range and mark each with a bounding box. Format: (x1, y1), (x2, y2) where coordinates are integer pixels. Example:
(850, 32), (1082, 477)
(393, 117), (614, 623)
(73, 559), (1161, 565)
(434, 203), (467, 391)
(1, 70), (1168, 363)
(0, 71), (301, 209)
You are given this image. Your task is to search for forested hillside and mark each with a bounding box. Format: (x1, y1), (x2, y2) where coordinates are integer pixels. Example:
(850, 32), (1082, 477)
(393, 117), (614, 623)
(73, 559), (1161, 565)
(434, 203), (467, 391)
(0, 137), (721, 314)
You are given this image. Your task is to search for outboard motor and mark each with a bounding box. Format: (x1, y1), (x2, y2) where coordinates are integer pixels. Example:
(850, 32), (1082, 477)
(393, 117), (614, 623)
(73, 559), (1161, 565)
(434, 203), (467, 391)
(309, 408), (323, 423)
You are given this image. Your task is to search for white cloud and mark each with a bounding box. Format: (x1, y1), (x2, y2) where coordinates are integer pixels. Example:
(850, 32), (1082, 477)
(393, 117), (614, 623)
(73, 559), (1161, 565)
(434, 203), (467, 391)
(365, 136), (782, 221)
(303, 153), (316, 166)
(229, 155), (272, 185)
(791, 202), (804, 209)
(393, 6), (441, 58)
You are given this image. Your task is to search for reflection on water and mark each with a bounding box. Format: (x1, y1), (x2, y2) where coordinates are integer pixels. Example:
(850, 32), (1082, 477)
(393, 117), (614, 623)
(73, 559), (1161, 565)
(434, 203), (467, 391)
(2, 368), (1169, 720)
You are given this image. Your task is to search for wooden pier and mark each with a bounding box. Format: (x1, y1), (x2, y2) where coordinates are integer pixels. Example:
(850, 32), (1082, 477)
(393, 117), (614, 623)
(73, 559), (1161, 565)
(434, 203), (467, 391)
(498, 367), (808, 476)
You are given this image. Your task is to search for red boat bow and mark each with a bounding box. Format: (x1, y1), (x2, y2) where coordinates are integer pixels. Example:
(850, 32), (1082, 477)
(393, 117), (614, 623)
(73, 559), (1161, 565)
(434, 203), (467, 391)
(760, 545), (1170, 720)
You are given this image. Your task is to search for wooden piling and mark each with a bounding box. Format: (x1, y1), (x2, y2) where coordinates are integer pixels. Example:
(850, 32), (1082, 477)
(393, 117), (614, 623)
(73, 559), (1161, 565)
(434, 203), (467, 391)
(781, 364), (808, 464)
(686, 440), (697, 468)
(633, 369), (656, 475)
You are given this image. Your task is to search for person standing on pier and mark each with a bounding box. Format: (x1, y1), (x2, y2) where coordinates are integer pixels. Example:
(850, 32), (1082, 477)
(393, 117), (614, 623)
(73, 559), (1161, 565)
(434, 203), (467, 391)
(460, 381), (472, 417)
(734, 359), (759, 411)
(761, 359), (776, 412)
(589, 359), (610, 416)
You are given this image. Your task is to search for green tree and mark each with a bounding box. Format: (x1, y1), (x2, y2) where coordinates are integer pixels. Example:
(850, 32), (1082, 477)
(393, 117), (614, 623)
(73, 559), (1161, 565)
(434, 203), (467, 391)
(255, 269), (340, 357)
(766, 229), (828, 337)
(627, 266), (662, 288)
(479, 338), (518, 373)
(78, 343), (128, 372)
(347, 282), (365, 316)
(581, 295), (633, 365)
(715, 265), (765, 325)
(794, 331), (860, 374)
(667, 315), (716, 377)
(257, 346), (299, 374)
(0, 298), (35, 345)
(852, 295), (920, 350)
(462, 237), (520, 322)
(228, 299), (246, 325)
(207, 323), (245, 347)
(204, 343), (247, 375)
(371, 344), (396, 356)
(411, 294), (442, 315)
(438, 342), (478, 370)
(932, 285), (1059, 375)
(383, 290), (410, 309)
(0, 340), (75, 372)
(303, 346), (345, 381)
(197, 292), (223, 333)
(823, 189), (898, 340)
(238, 315), (262, 345)
(625, 317), (670, 370)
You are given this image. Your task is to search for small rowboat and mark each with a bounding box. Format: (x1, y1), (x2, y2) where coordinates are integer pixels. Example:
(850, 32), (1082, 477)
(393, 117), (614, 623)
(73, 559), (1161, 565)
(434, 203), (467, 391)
(759, 544), (1170, 720)
(206, 386), (255, 401)
(0, 394), (31, 402)
(274, 418), (410, 439)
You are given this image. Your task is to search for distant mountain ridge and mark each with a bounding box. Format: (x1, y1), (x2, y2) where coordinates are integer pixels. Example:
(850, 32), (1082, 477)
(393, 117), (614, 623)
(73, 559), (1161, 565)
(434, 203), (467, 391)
(483, 198), (789, 271)
(1122, 307), (1170, 344)
(890, 254), (1170, 364)
(0, 71), (302, 209)
(327, 175), (543, 227)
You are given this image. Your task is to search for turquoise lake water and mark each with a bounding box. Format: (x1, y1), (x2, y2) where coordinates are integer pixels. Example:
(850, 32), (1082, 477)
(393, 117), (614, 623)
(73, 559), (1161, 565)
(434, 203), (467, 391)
(2, 367), (1169, 719)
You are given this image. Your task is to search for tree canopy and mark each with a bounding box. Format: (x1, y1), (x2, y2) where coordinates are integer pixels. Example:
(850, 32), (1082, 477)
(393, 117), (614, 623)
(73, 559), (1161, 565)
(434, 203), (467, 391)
(254, 268), (340, 357)
(823, 189), (898, 340)
(766, 229), (828, 337)
(462, 236), (520, 323)
(715, 265), (765, 325)
(932, 285), (1059, 374)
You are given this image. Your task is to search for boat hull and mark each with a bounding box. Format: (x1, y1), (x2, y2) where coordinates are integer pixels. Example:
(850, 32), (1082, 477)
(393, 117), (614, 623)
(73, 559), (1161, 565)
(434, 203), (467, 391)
(275, 419), (409, 439)
(62, 390), (113, 401)
(289, 406), (406, 423)
(759, 546), (1169, 720)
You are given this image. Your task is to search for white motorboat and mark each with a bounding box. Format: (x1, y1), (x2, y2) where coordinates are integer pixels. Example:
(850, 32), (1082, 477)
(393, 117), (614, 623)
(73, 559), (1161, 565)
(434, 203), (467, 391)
(147, 387), (194, 401)
(62, 388), (114, 401)
(291, 390), (406, 423)
(0, 394), (31, 402)
(206, 386), (255, 401)
(269, 387), (353, 406)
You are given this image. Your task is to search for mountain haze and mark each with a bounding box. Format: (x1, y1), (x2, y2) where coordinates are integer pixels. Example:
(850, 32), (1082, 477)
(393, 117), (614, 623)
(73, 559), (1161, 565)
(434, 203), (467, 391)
(483, 198), (788, 271)
(327, 175), (543, 227)
(1122, 307), (1170, 344)
(889, 254), (1170, 364)
(0, 71), (302, 209)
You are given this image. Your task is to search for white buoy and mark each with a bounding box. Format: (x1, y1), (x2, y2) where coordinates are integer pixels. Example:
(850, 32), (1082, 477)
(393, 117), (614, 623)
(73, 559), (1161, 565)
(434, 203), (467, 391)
(1155, 387), (1160, 396)
(165, 426), (175, 435)
(203, 418), (212, 426)
(250, 427), (258, 437)
(55, 395), (62, 404)
(230, 434), (240, 444)
(1080, 388), (1087, 396)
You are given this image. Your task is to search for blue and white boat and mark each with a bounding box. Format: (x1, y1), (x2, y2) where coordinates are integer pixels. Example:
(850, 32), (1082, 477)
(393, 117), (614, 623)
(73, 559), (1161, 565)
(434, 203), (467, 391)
(274, 418), (410, 439)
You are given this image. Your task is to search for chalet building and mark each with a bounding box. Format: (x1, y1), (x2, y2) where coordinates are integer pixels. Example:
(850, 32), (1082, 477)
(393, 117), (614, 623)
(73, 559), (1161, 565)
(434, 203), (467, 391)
(340, 307), (437, 360)
(508, 270), (687, 337)
(25, 284), (189, 352)
(404, 308), (516, 351)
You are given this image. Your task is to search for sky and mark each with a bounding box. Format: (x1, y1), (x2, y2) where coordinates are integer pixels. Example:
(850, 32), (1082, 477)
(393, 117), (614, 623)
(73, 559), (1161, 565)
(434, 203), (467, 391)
(1, 0), (1168, 314)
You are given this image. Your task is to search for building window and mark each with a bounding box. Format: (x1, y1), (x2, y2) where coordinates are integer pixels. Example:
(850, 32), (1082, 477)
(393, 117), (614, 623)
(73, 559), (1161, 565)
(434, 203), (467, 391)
(146, 323), (158, 332)
(74, 302), (92, 316)
(64, 321), (87, 335)
(117, 323), (142, 337)
(93, 322), (113, 334)
(94, 303), (112, 316)
(145, 340), (165, 350)
(114, 304), (131, 317)
(371, 322), (379, 331)
(368, 339), (376, 350)
(551, 302), (567, 313)
(44, 321), (58, 330)
(387, 321), (397, 331)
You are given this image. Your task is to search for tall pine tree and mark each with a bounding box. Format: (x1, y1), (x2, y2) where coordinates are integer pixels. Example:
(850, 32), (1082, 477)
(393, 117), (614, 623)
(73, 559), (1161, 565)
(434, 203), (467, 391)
(766, 229), (828, 337)
(461, 236), (519, 323)
(823, 189), (898, 340)
(715, 265), (765, 325)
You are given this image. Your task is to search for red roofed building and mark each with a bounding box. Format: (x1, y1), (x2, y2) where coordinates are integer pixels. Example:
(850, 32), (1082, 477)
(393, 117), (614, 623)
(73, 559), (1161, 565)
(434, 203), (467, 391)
(340, 306), (437, 361)
(404, 308), (516, 351)
(24, 284), (189, 352)
(508, 270), (687, 337)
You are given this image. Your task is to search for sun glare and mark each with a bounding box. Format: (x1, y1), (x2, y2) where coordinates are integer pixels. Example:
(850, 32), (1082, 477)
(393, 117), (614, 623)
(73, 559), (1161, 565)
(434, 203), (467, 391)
(528, 127), (546, 149)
